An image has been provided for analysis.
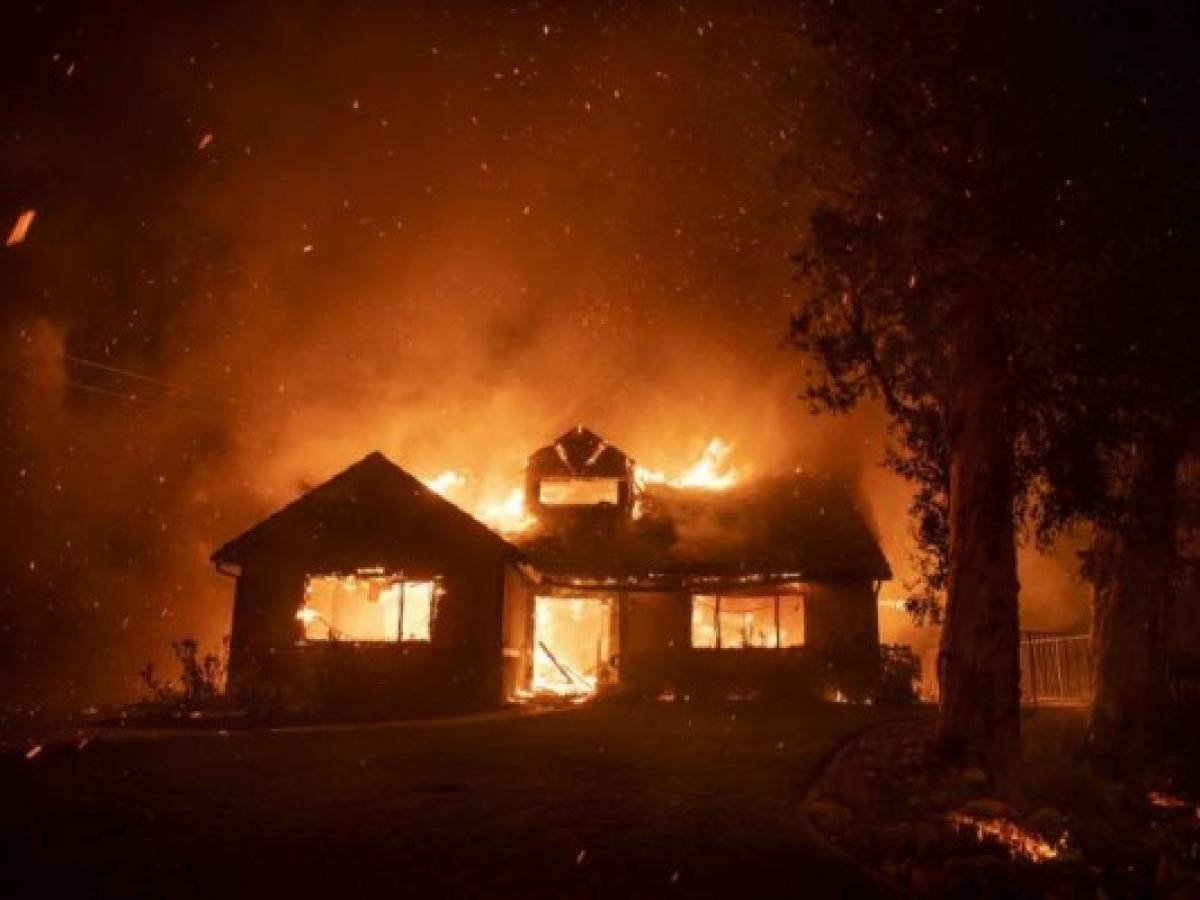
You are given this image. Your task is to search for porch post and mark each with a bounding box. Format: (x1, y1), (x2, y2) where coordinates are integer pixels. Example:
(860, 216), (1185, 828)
(398, 580), (407, 641)
(774, 594), (781, 649)
(714, 594), (722, 649)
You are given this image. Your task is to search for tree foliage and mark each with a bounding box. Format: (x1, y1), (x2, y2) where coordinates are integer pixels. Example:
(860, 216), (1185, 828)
(791, 0), (1200, 614)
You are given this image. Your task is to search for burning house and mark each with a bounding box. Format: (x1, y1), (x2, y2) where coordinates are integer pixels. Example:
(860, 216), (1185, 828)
(213, 427), (890, 715)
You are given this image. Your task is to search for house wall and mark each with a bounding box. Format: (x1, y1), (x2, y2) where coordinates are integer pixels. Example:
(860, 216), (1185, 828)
(227, 563), (307, 692)
(804, 580), (880, 652)
(619, 591), (688, 693)
(226, 550), (512, 716)
(615, 582), (880, 698)
(500, 565), (535, 698)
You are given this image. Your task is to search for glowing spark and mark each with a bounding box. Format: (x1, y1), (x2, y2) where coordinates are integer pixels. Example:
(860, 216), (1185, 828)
(7, 210), (35, 246)
(1148, 791), (1195, 812)
(25, 745), (43, 760)
(197, 133), (214, 151)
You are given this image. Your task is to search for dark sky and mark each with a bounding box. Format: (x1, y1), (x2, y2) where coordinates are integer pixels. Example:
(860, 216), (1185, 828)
(0, 1), (1086, 708)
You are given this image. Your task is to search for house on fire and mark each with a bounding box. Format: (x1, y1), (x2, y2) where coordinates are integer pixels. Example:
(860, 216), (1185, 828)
(212, 427), (890, 714)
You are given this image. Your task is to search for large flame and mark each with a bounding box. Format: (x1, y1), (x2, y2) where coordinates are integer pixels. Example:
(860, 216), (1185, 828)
(420, 471), (533, 534)
(424, 469), (466, 497)
(635, 437), (741, 491)
(421, 436), (743, 535)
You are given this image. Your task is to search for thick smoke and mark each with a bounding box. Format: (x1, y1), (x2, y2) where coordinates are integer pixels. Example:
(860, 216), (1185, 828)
(0, 1), (1087, 709)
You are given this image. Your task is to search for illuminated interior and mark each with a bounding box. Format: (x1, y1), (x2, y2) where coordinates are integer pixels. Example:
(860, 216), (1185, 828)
(298, 574), (434, 642)
(533, 596), (614, 694)
(690, 594), (805, 649)
(538, 477), (622, 506)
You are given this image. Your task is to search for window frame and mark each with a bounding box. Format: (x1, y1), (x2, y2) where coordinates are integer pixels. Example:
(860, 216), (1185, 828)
(689, 592), (805, 650)
(297, 573), (439, 644)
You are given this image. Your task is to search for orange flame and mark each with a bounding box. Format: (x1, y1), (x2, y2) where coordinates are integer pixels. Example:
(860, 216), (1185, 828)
(635, 437), (741, 491)
(421, 436), (742, 535)
(424, 469), (467, 497)
(421, 471), (533, 535)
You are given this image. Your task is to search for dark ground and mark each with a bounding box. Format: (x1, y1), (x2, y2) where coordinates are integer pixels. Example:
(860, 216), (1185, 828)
(0, 698), (899, 899)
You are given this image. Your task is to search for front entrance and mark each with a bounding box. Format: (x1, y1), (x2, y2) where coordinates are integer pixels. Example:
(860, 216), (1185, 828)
(533, 596), (615, 695)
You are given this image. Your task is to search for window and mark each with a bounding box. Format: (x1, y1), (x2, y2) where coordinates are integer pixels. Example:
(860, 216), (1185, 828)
(538, 476), (622, 506)
(298, 574), (435, 642)
(690, 594), (805, 649)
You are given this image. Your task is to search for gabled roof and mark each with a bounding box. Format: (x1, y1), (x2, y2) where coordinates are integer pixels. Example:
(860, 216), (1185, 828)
(212, 452), (522, 569)
(514, 472), (891, 582)
(526, 426), (632, 479)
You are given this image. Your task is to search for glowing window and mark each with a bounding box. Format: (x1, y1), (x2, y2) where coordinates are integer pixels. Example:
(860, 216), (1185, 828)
(533, 596), (615, 695)
(690, 594), (805, 649)
(538, 477), (622, 506)
(298, 575), (434, 642)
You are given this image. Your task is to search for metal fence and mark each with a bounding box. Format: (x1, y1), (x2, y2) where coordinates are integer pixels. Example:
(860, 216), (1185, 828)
(1020, 631), (1094, 705)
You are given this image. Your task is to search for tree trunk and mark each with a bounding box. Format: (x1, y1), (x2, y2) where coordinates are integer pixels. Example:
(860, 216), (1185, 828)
(1089, 436), (1181, 775)
(937, 299), (1021, 771)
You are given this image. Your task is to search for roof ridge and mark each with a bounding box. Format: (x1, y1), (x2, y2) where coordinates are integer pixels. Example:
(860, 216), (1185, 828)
(211, 451), (521, 565)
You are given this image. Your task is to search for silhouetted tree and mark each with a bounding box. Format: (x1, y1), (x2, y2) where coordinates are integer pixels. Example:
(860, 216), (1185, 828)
(789, 1), (1199, 768)
(1031, 81), (1200, 771)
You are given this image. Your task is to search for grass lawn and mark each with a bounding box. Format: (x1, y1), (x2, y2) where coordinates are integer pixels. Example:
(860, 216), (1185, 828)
(1, 698), (901, 899)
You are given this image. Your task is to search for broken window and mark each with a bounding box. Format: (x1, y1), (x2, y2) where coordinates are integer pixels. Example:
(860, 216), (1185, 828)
(690, 594), (805, 649)
(538, 476), (622, 506)
(298, 574), (435, 642)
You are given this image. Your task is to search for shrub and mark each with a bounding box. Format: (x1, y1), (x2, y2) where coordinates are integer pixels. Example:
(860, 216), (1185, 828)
(816, 640), (921, 707)
(138, 636), (229, 713)
(874, 644), (922, 707)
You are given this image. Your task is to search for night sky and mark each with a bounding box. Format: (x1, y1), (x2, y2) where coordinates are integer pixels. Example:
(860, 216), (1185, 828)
(0, 2), (1084, 709)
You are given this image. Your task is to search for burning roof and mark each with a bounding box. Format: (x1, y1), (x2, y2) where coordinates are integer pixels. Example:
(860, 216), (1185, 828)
(212, 438), (889, 587)
(515, 473), (891, 582)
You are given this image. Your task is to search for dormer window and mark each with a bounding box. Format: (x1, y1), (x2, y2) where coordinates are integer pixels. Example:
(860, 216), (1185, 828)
(525, 426), (635, 523)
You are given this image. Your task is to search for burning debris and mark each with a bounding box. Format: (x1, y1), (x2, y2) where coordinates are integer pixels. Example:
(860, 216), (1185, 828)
(948, 810), (1066, 863)
(1148, 791), (1197, 813)
(6, 209), (35, 246)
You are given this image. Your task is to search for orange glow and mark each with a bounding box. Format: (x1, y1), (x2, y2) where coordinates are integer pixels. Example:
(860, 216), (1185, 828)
(635, 438), (741, 491)
(949, 812), (1065, 862)
(420, 471), (533, 534)
(478, 487), (535, 534)
(1148, 791), (1196, 813)
(533, 596), (614, 695)
(421, 436), (747, 535)
(298, 575), (434, 642)
(690, 595), (805, 648)
(6, 209), (35, 247)
(424, 469), (467, 497)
